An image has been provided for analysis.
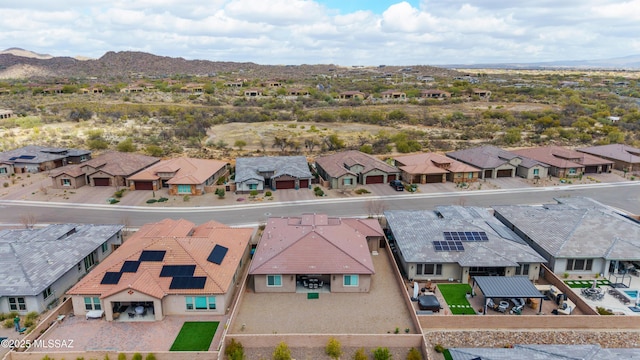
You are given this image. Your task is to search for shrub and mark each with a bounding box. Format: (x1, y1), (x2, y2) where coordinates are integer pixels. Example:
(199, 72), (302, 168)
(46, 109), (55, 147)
(216, 176), (226, 185)
(265, 191), (272, 197)
(325, 337), (342, 359)
(272, 341), (291, 360)
(434, 344), (445, 353)
(3, 182), (8, 188)
(117, 353), (127, 360)
(157, 197), (168, 202)
(104, 355), (110, 360)
(407, 347), (422, 360)
(0, 313), (6, 321)
(146, 199), (157, 204)
(109, 199), (120, 204)
(225, 338), (245, 360)
(353, 348), (368, 360)
(3, 319), (13, 328)
(215, 188), (225, 199)
(144, 354), (156, 360)
(183, 195), (190, 202)
(563, 272), (570, 279)
(132, 354), (142, 360)
(372, 347), (392, 360)
(354, 188), (370, 194)
(24, 319), (34, 328)
(596, 306), (614, 315)
(113, 189), (127, 198)
(313, 186), (324, 197)
(249, 190), (259, 197)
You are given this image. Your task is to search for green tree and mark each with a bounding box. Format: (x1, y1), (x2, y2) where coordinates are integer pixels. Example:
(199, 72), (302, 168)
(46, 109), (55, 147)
(117, 138), (137, 152)
(502, 128), (522, 145)
(87, 138), (109, 150)
(372, 347), (392, 360)
(272, 341), (291, 360)
(145, 145), (164, 157)
(234, 140), (247, 151)
(324, 134), (345, 150)
(406, 347), (422, 360)
(325, 337), (342, 360)
(225, 338), (245, 360)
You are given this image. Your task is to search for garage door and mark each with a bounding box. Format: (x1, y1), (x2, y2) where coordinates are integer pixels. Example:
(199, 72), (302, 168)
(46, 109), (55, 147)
(276, 180), (295, 189)
(584, 166), (598, 173)
(388, 174), (396, 181)
(135, 181), (154, 190)
(299, 179), (309, 188)
(94, 178), (110, 186)
(426, 174), (443, 183)
(496, 169), (512, 177)
(365, 175), (384, 184)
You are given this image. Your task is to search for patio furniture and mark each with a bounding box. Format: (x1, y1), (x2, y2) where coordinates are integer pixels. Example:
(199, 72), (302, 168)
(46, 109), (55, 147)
(135, 306), (145, 315)
(303, 280), (308, 288)
(498, 301), (510, 313)
(510, 305), (524, 315)
(86, 309), (105, 320)
(318, 280), (324, 288)
(128, 312), (135, 318)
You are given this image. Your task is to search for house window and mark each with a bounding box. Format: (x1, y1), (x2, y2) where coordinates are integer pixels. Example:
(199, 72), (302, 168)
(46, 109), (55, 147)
(77, 263), (82, 271)
(83, 252), (96, 271)
(61, 178), (71, 187)
(566, 258), (593, 271)
(177, 185), (191, 194)
(80, 155), (87, 162)
(9, 297), (26, 311)
(343, 178), (352, 185)
(467, 173), (473, 179)
(43, 287), (53, 299)
(185, 296), (216, 310)
(533, 169), (539, 176)
(83, 297), (101, 311)
(568, 168), (577, 175)
(267, 275), (282, 287)
(343, 275), (359, 287)
(0, 168), (7, 174)
(516, 264), (530, 276)
(416, 264), (442, 276)
(248, 183), (258, 190)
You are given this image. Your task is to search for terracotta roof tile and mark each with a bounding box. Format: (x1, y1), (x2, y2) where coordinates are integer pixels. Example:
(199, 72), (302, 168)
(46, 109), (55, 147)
(395, 153), (479, 174)
(315, 150), (399, 178)
(128, 157), (227, 184)
(512, 146), (613, 169)
(82, 151), (160, 177)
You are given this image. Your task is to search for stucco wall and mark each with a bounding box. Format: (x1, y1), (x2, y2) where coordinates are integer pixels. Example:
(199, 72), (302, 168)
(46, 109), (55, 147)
(330, 274), (371, 293)
(252, 274), (297, 293)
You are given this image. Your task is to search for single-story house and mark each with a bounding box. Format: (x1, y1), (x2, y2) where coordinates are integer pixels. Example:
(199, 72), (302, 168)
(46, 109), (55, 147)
(67, 219), (254, 321)
(380, 90), (406, 100)
(493, 197), (640, 276)
(0, 109), (15, 119)
(50, 165), (86, 189)
(384, 206), (545, 284)
(421, 90), (451, 99)
(244, 89), (263, 97)
(81, 151), (160, 187)
(234, 156), (312, 193)
(0, 145), (91, 174)
(473, 89), (491, 98)
(0, 223), (124, 314)
(577, 144), (640, 173)
(315, 150), (400, 189)
(511, 146), (613, 178)
(338, 91), (365, 100)
(0, 160), (14, 176)
(446, 145), (549, 180)
(394, 153), (481, 184)
(249, 214), (383, 293)
(127, 157), (228, 195)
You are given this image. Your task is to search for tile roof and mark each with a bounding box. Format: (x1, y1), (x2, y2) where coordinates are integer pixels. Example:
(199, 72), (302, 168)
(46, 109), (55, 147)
(0, 145), (86, 164)
(81, 151), (160, 177)
(249, 214), (381, 275)
(0, 224), (124, 296)
(67, 219), (253, 298)
(49, 164), (85, 178)
(447, 145), (548, 169)
(315, 150), (399, 178)
(511, 146), (613, 169)
(384, 206), (545, 266)
(493, 197), (640, 260)
(578, 144), (640, 164)
(127, 157), (227, 184)
(235, 156), (312, 183)
(394, 153), (480, 174)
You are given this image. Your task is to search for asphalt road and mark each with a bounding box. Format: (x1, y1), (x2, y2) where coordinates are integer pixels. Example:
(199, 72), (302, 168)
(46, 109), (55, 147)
(0, 182), (638, 227)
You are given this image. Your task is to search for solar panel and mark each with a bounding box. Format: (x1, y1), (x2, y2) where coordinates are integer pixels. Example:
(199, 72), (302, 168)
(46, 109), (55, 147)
(160, 265), (196, 277)
(443, 231), (488, 242)
(433, 240), (465, 251)
(19, 155), (36, 160)
(169, 276), (206, 289)
(139, 250), (166, 261)
(101, 272), (123, 285)
(207, 244), (228, 265)
(121, 261), (140, 273)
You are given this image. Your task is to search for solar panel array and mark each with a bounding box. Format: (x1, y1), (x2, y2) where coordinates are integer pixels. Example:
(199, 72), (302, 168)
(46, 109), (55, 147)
(160, 265), (196, 277)
(139, 250), (166, 261)
(433, 240), (465, 251)
(443, 231), (488, 242)
(169, 276), (206, 289)
(120, 260), (141, 273)
(101, 272), (123, 284)
(207, 245), (228, 265)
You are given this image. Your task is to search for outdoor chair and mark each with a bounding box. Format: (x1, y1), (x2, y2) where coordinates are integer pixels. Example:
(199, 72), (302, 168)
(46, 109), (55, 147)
(498, 301), (510, 313)
(318, 280), (324, 288)
(128, 312), (135, 318)
(303, 280), (308, 287)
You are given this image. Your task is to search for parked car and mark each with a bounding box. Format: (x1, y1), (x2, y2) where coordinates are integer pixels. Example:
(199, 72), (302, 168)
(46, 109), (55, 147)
(390, 180), (404, 191)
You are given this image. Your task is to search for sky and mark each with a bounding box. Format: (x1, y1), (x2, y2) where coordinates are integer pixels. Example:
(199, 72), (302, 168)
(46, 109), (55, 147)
(1, 0), (639, 66)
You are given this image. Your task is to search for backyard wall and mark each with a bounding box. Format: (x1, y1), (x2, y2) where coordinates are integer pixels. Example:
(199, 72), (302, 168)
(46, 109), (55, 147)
(9, 351), (217, 360)
(418, 314), (640, 330)
(541, 264), (599, 315)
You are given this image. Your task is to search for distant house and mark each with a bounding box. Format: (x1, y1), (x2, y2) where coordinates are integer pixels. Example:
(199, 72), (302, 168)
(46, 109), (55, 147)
(50, 165), (87, 189)
(380, 90), (406, 100)
(265, 81), (282, 87)
(244, 89), (263, 97)
(249, 214), (383, 293)
(288, 89), (310, 96)
(394, 153), (480, 184)
(385, 206), (545, 284)
(421, 90), (450, 99)
(493, 197), (640, 276)
(180, 83), (205, 93)
(577, 144), (640, 173)
(235, 156), (312, 193)
(338, 91), (365, 100)
(0, 145), (91, 174)
(446, 145), (549, 180)
(511, 146), (613, 177)
(315, 150), (400, 189)
(0, 223), (124, 314)
(127, 157), (228, 194)
(224, 81), (243, 87)
(0, 109), (15, 119)
(119, 86), (144, 93)
(81, 151), (160, 187)
(67, 219), (253, 321)
(472, 89), (491, 98)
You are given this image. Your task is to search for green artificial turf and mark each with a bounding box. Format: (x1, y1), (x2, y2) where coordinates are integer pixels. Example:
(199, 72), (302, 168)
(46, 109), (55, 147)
(437, 283), (477, 315)
(563, 279), (611, 288)
(170, 321), (219, 351)
(443, 349), (454, 360)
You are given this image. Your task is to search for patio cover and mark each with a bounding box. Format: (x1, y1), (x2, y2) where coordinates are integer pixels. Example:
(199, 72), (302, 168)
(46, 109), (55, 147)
(473, 276), (546, 314)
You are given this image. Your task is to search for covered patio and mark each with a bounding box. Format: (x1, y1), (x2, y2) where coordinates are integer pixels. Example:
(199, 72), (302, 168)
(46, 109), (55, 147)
(473, 276), (546, 315)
